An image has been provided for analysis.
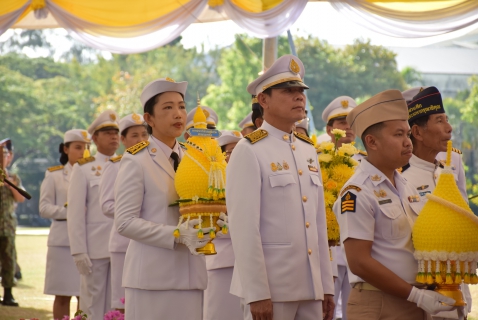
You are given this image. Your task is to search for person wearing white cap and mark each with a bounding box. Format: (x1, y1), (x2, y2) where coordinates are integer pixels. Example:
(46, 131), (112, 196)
(227, 54), (335, 320)
(322, 96), (366, 161)
(203, 130), (243, 320)
(67, 110), (120, 320)
(39, 129), (90, 319)
(238, 112), (256, 136)
(114, 78), (210, 319)
(334, 89), (455, 319)
(99, 113), (147, 312)
(184, 105), (218, 140)
(295, 116), (310, 137)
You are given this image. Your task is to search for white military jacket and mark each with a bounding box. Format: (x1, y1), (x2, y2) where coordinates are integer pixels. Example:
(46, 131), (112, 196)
(226, 121), (334, 305)
(39, 163), (72, 247)
(99, 155), (130, 253)
(335, 159), (421, 285)
(114, 137), (207, 291)
(67, 152), (115, 259)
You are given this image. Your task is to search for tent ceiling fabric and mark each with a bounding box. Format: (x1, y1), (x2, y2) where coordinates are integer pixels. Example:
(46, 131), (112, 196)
(2, 0), (478, 53)
(329, 0), (478, 38)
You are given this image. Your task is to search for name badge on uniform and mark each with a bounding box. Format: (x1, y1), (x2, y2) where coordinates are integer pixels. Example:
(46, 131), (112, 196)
(378, 199), (392, 205)
(341, 191), (356, 213)
(308, 165), (318, 172)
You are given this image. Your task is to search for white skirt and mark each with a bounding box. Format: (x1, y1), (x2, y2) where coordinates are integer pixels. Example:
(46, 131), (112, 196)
(44, 246), (80, 296)
(125, 288), (203, 320)
(204, 267), (242, 320)
(110, 252), (126, 309)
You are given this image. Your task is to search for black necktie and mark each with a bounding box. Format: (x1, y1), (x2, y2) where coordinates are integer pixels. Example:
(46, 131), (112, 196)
(170, 152), (179, 172)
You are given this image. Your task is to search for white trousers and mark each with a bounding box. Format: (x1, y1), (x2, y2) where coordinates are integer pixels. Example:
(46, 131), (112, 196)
(334, 265), (351, 320)
(110, 252), (126, 309)
(240, 298), (323, 320)
(79, 258), (111, 320)
(204, 267), (242, 320)
(125, 288), (203, 320)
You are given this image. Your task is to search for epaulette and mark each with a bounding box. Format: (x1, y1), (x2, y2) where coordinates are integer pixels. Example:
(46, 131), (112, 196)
(77, 156), (95, 165)
(294, 132), (314, 145)
(126, 141), (150, 155)
(397, 163), (410, 174)
(179, 142), (187, 150)
(47, 165), (64, 172)
(245, 129), (268, 144)
(358, 150), (367, 156)
(109, 155), (123, 163)
(452, 147), (462, 154)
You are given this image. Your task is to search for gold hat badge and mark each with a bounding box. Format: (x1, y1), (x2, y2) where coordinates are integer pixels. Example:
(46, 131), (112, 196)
(165, 77), (175, 82)
(290, 59), (300, 74)
(341, 100), (349, 108)
(132, 113), (142, 124)
(109, 113), (116, 121)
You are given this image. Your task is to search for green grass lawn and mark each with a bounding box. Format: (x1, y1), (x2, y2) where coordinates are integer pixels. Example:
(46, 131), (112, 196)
(1, 233), (478, 319)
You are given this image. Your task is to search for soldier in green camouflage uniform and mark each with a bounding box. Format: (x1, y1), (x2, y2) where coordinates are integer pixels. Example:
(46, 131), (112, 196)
(0, 142), (22, 306)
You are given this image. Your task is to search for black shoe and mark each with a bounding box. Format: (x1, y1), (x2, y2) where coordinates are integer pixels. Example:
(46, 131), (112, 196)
(2, 297), (19, 307)
(14, 271), (22, 280)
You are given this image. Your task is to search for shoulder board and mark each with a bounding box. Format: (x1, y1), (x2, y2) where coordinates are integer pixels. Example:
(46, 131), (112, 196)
(77, 156), (95, 165)
(179, 142), (187, 150)
(452, 147), (462, 154)
(109, 155), (123, 163)
(126, 141), (150, 155)
(358, 150), (367, 156)
(47, 165), (64, 172)
(294, 132), (314, 145)
(340, 185), (361, 197)
(397, 163), (410, 174)
(245, 129), (268, 144)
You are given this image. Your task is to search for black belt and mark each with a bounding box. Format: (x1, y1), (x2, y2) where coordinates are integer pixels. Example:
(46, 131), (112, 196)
(55, 219), (67, 221)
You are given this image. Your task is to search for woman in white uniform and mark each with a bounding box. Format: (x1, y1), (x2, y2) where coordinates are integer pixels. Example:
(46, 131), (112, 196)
(99, 113), (148, 311)
(203, 130), (243, 320)
(114, 78), (218, 319)
(39, 129), (90, 319)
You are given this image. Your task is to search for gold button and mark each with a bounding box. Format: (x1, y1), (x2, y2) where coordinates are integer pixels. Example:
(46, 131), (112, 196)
(283, 134), (289, 141)
(306, 222), (310, 228)
(151, 148), (157, 153)
(302, 196), (307, 202)
(298, 169), (303, 175)
(291, 145), (296, 150)
(308, 249), (312, 255)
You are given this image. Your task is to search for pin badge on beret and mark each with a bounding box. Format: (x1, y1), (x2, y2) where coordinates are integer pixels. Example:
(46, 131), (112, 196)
(132, 113), (142, 124)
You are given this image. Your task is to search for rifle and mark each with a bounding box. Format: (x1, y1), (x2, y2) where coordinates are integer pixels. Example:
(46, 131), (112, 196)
(0, 147), (31, 200)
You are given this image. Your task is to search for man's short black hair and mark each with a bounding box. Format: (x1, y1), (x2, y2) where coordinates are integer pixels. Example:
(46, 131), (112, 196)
(361, 122), (385, 151)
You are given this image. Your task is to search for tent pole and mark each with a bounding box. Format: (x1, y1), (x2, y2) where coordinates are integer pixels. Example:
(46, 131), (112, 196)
(263, 37), (277, 71)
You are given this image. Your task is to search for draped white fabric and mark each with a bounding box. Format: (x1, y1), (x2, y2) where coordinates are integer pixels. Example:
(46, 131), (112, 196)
(49, 0), (208, 54)
(217, 0), (308, 38)
(0, 2), (29, 36)
(329, 0), (478, 38)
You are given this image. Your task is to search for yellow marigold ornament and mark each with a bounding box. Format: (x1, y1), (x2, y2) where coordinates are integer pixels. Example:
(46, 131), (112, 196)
(318, 130), (358, 246)
(412, 141), (478, 306)
(172, 102), (228, 255)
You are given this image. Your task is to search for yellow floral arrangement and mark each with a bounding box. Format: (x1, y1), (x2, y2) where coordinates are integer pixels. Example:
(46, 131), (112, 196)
(412, 141), (478, 305)
(317, 129), (358, 246)
(171, 105), (228, 254)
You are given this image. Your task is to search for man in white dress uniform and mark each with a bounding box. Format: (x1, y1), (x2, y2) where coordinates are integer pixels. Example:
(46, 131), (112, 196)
(334, 89), (455, 319)
(40, 129), (90, 319)
(114, 78), (217, 319)
(400, 86), (470, 319)
(67, 110), (119, 320)
(227, 55), (335, 320)
(99, 113), (148, 310)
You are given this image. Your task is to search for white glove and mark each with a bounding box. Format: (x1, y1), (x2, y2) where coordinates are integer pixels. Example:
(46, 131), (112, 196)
(174, 219), (211, 255)
(73, 253), (92, 276)
(407, 286), (455, 315)
(215, 212), (229, 238)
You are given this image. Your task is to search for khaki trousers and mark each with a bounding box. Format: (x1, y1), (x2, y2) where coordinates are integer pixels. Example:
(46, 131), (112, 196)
(347, 288), (431, 320)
